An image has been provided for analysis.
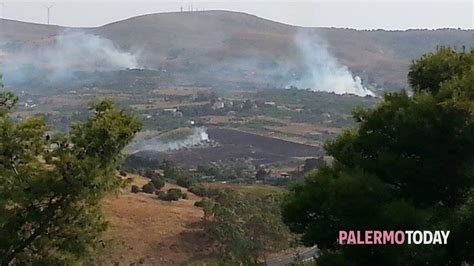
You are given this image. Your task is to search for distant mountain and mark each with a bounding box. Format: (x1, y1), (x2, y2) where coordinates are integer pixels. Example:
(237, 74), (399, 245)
(1, 11), (473, 90)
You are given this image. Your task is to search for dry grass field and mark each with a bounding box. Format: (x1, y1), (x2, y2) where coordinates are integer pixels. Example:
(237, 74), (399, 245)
(95, 175), (215, 265)
(92, 176), (310, 265)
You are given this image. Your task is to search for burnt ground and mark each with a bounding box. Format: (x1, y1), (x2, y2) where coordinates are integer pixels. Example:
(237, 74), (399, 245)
(207, 127), (322, 157)
(127, 127), (323, 168)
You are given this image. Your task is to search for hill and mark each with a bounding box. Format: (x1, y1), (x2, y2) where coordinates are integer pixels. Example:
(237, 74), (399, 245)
(1, 11), (473, 90)
(96, 175), (214, 265)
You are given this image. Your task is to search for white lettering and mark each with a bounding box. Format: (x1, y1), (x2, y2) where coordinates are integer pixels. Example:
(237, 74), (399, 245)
(413, 231), (423, 244)
(440, 231), (450, 244)
(405, 230), (414, 244)
(423, 231), (433, 244)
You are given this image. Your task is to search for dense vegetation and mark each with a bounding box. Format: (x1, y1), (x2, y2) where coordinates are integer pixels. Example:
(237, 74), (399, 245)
(282, 48), (474, 265)
(0, 81), (142, 264)
(195, 186), (290, 264)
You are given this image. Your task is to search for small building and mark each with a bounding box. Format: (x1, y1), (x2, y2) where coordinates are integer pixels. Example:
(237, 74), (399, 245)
(280, 172), (290, 178)
(212, 101), (225, 110)
(163, 108), (178, 113)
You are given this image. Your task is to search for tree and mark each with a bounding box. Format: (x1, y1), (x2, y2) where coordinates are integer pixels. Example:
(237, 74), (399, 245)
(176, 176), (194, 188)
(151, 176), (165, 190)
(282, 48), (474, 265)
(131, 185), (140, 193)
(143, 168), (156, 179)
(0, 87), (142, 264)
(197, 189), (290, 264)
(142, 182), (156, 194)
(255, 168), (268, 180)
(157, 188), (184, 201)
(408, 46), (473, 94)
(302, 157), (325, 173)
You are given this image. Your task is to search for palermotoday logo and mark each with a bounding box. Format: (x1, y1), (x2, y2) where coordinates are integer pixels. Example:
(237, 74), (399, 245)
(339, 230), (450, 245)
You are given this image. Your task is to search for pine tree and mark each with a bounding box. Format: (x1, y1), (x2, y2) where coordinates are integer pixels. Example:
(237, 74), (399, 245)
(0, 79), (142, 264)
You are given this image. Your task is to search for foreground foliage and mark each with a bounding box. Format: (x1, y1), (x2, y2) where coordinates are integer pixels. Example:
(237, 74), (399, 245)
(196, 186), (290, 264)
(282, 47), (474, 265)
(0, 87), (142, 264)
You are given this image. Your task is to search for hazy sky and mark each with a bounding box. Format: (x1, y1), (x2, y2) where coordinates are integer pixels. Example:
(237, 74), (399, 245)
(0, 0), (472, 30)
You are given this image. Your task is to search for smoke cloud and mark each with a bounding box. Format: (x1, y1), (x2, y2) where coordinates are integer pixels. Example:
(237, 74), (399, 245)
(127, 127), (210, 154)
(1, 31), (138, 85)
(293, 32), (375, 97)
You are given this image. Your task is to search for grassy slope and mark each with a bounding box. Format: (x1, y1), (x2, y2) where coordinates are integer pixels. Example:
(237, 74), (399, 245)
(96, 175), (214, 265)
(96, 176), (288, 265)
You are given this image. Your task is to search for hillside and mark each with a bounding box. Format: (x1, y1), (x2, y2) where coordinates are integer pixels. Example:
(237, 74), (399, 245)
(96, 175), (214, 265)
(1, 10), (473, 89)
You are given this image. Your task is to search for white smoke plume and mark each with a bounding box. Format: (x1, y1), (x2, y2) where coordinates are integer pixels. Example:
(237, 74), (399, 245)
(294, 32), (375, 97)
(2, 31), (138, 84)
(127, 127), (210, 154)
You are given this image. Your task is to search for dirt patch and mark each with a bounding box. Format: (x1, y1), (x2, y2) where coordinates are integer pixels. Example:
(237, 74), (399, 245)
(95, 176), (215, 265)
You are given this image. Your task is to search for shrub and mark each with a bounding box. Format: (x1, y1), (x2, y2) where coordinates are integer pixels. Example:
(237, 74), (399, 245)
(141, 182), (155, 194)
(143, 168), (155, 179)
(137, 168), (146, 176)
(131, 185), (140, 193)
(176, 177), (194, 188)
(188, 184), (207, 197)
(167, 188), (183, 199)
(189, 184), (219, 198)
(119, 170), (128, 177)
(194, 200), (205, 208)
(151, 176), (165, 190)
(158, 188), (183, 201)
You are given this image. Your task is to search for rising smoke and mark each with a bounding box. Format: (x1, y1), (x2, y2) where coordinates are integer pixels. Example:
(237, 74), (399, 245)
(126, 127), (210, 154)
(2, 31), (138, 85)
(1, 28), (376, 97)
(293, 32), (375, 97)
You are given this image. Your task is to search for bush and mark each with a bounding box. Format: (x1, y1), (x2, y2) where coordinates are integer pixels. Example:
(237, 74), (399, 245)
(131, 185), (140, 193)
(194, 199), (206, 208)
(141, 182), (155, 194)
(176, 177), (194, 188)
(119, 170), (128, 177)
(188, 184), (207, 197)
(151, 176), (165, 190)
(188, 184), (219, 198)
(143, 168), (155, 179)
(158, 188), (183, 201)
(168, 188), (183, 199)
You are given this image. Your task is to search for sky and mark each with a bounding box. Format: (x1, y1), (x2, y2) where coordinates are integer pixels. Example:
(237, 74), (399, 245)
(0, 0), (472, 30)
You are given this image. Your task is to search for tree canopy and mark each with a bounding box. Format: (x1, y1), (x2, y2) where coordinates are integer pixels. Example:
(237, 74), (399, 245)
(282, 47), (474, 265)
(196, 187), (290, 264)
(0, 84), (142, 264)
